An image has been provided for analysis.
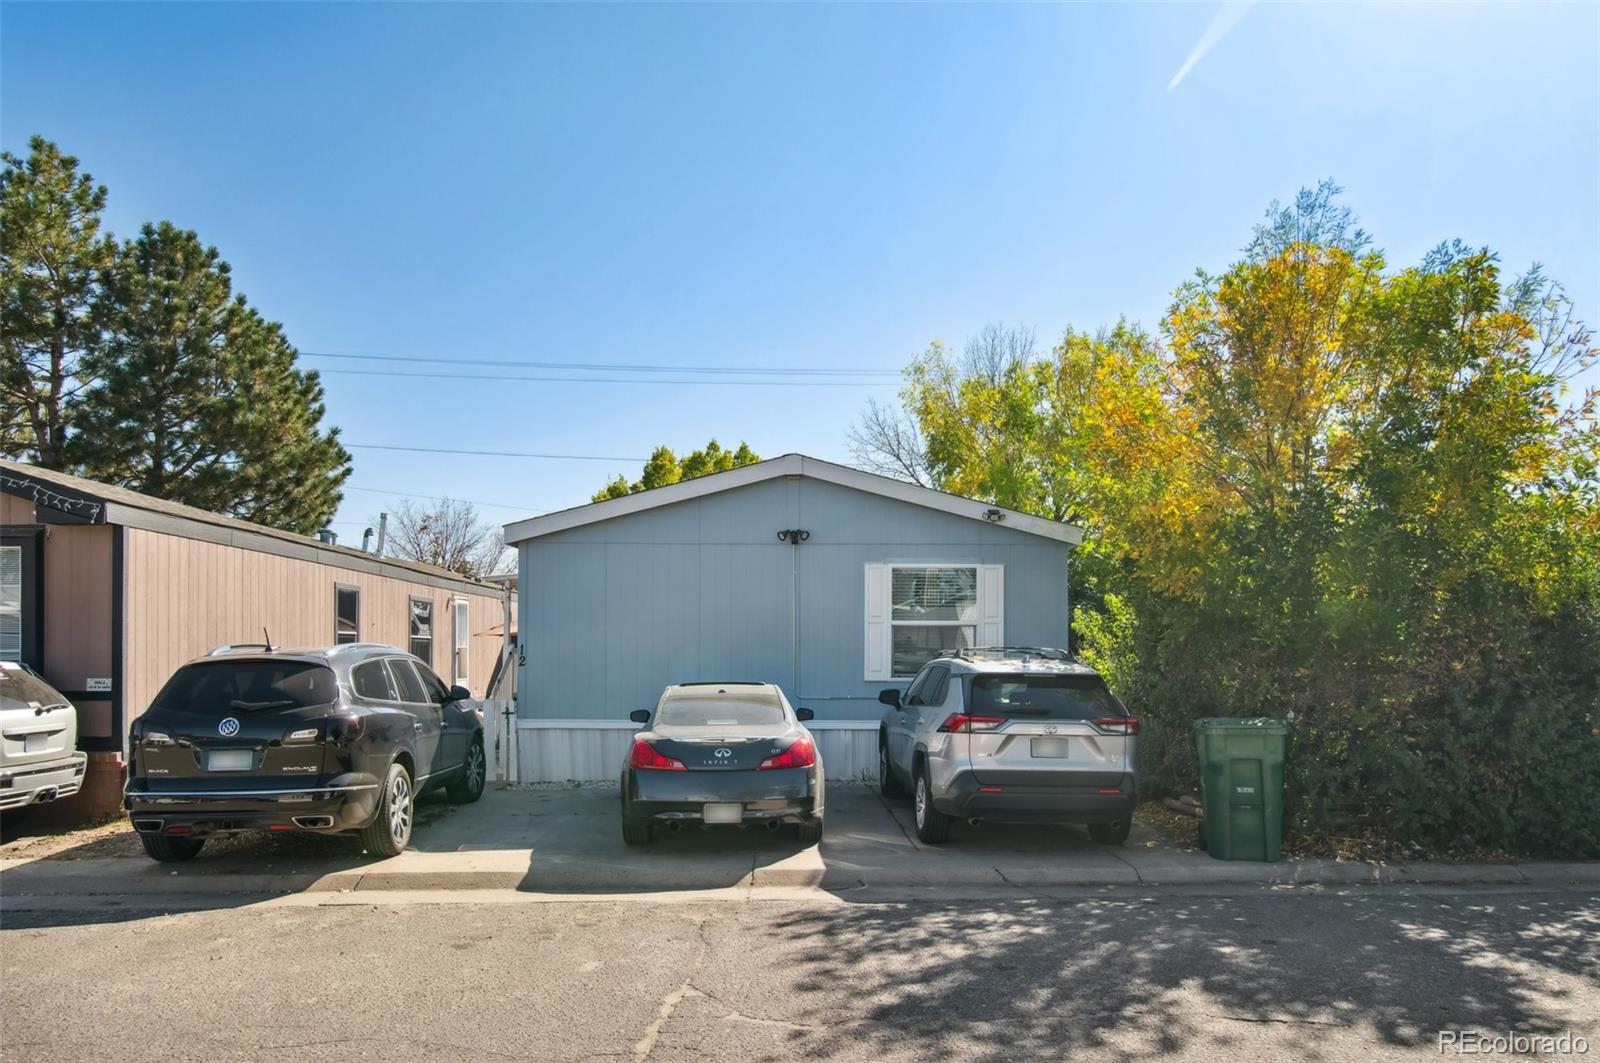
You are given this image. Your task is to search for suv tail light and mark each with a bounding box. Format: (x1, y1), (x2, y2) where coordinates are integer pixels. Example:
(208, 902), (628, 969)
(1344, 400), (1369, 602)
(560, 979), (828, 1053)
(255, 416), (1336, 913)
(630, 739), (687, 771)
(758, 737), (815, 771)
(1093, 717), (1140, 736)
(938, 714), (1006, 733)
(326, 714), (364, 743)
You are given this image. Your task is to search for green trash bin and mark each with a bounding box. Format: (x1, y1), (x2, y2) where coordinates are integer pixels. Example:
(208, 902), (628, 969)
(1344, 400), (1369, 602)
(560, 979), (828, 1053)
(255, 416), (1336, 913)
(1193, 718), (1288, 862)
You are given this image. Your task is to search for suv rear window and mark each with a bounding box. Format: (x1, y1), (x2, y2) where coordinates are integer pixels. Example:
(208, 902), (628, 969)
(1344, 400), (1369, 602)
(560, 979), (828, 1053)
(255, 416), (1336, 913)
(152, 660), (337, 716)
(0, 663), (68, 708)
(657, 692), (784, 727)
(969, 674), (1124, 719)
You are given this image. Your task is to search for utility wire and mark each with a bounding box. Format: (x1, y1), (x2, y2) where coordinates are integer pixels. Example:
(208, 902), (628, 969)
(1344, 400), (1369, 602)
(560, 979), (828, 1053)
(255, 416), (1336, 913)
(302, 351), (899, 377)
(344, 443), (647, 461)
(318, 368), (894, 387)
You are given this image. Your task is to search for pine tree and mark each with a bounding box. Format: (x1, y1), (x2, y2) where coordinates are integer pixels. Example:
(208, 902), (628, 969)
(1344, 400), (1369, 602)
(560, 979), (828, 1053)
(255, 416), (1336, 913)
(69, 222), (350, 533)
(0, 136), (115, 466)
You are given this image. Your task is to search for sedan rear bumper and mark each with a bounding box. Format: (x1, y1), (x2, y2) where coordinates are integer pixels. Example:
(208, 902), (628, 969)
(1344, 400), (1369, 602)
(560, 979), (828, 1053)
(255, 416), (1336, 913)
(627, 766), (819, 824)
(123, 774), (381, 834)
(933, 770), (1136, 823)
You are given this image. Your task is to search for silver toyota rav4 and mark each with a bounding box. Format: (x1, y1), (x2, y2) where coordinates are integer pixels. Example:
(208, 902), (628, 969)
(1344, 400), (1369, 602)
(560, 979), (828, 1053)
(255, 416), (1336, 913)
(877, 647), (1137, 845)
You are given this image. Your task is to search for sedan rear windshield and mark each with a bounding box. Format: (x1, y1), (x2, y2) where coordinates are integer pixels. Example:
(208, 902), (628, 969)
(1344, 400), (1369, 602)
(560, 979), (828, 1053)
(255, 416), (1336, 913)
(657, 694), (785, 727)
(969, 674), (1124, 719)
(152, 661), (337, 716)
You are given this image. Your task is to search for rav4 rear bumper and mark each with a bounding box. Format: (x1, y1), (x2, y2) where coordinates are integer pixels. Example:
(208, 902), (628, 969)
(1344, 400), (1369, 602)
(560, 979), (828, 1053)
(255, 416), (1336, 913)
(123, 774), (382, 834)
(932, 771), (1136, 824)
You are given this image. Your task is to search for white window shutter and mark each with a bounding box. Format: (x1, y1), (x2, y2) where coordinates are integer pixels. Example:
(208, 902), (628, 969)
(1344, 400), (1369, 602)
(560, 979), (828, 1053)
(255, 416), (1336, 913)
(977, 565), (1004, 647)
(864, 564), (891, 680)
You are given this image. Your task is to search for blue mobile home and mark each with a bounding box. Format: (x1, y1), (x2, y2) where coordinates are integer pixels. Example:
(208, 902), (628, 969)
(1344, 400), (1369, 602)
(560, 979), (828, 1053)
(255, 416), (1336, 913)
(503, 454), (1083, 781)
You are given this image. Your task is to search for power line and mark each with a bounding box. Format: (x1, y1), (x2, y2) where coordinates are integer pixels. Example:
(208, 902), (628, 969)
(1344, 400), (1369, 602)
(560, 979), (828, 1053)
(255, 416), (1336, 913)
(302, 351), (900, 377)
(342, 484), (549, 513)
(318, 369), (895, 387)
(344, 443), (647, 461)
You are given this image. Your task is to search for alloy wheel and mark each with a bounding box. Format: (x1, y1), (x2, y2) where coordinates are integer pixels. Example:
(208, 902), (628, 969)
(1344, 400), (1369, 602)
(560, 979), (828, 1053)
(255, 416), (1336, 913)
(389, 772), (412, 843)
(915, 774), (927, 828)
(466, 743), (485, 796)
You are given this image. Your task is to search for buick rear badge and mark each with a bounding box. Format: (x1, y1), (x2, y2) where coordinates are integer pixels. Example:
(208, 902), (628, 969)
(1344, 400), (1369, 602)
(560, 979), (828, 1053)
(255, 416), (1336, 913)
(218, 717), (241, 737)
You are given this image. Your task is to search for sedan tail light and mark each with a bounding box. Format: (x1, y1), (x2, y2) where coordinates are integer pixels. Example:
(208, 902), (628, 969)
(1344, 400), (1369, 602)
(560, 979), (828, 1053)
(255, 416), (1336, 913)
(1093, 717), (1141, 736)
(630, 739), (687, 771)
(938, 714), (1006, 733)
(757, 737), (816, 771)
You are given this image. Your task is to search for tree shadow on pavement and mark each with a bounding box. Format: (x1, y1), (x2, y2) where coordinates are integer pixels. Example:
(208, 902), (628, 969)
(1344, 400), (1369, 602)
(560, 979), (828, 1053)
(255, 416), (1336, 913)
(759, 890), (1600, 1061)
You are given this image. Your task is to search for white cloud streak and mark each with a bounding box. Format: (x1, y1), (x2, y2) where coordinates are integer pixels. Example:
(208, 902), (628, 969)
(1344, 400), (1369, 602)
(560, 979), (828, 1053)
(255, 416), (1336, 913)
(1168, 0), (1259, 92)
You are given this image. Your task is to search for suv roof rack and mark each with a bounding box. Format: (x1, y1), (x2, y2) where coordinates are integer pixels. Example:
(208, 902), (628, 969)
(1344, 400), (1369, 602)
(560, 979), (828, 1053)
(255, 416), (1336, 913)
(936, 646), (1078, 663)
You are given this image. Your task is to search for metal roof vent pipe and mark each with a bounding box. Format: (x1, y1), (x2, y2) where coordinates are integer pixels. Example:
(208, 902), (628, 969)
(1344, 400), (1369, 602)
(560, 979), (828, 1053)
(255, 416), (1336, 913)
(316, 528), (338, 546)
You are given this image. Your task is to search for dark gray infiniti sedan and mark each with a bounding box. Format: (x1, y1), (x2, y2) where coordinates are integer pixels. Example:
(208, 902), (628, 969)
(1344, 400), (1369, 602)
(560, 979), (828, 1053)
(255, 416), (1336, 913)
(620, 682), (825, 846)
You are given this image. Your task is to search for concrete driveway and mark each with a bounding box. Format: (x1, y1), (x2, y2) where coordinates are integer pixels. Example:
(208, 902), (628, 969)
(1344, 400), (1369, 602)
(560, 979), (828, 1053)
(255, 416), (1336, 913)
(1, 783), (1594, 897)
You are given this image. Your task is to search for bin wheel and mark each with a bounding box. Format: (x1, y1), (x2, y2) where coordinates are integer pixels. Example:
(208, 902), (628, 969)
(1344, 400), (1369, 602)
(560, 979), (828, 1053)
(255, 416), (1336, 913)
(1197, 821), (1208, 852)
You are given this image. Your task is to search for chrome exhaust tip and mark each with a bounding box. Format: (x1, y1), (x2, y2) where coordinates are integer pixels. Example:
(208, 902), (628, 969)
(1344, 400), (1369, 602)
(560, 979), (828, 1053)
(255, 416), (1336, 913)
(967, 817), (984, 828)
(765, 818), (783, 833)
(291, 815), (335, 829)
(132, 818), (163, 833)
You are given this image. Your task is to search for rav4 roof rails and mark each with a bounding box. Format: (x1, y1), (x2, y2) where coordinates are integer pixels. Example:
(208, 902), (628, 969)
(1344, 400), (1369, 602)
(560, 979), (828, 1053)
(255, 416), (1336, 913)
(936, 646), (1078, 662)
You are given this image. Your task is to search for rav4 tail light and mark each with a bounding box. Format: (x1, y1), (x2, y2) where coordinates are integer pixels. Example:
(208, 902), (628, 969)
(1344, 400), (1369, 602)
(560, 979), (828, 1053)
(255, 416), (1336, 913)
(630, 739), (687, 771)
(1093, 717), (1141, 736)
(758, 737), (816, 771)
(937, 714), (1006, 733)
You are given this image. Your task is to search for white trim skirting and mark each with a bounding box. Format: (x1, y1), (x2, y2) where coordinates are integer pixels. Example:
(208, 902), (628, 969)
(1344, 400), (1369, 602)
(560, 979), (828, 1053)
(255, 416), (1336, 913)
(514, 719), (882, 783)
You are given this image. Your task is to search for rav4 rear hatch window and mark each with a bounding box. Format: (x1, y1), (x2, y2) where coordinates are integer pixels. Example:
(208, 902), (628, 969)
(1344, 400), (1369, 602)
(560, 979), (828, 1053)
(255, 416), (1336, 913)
(969, 675), (1125, 720)
(151, 661), (337, 716)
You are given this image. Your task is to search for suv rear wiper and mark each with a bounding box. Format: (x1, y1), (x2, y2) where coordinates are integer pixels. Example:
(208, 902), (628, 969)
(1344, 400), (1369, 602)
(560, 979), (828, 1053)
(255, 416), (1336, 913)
(228, 698), (297, 712)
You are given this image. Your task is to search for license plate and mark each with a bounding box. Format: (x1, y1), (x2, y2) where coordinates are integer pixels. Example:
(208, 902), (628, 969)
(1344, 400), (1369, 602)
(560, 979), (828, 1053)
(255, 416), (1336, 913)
(1030, 737), (1071, 758)
(703, 802), (743, 825)
(207, 749), (254, 772)
(23, 734), (53, 754)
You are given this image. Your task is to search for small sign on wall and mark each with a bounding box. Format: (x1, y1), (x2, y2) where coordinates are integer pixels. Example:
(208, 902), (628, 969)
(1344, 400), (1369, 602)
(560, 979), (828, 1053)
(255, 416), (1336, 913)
(85, 677), (112, 692)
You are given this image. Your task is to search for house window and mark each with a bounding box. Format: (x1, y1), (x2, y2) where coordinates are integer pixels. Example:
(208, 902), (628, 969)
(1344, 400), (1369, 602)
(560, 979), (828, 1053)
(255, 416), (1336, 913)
(409, 598), (433, 664)
(0, 546), (20, 662)
(335, 585), (360, 644)
(891, 566), (977, 677)
(452, 598), (470, 686)
(865, 564), (1004, 680)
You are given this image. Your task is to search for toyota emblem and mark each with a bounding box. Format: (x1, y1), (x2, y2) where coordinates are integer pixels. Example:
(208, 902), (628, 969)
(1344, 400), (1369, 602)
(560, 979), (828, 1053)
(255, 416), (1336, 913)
(714, 747), (732, 758)
(218, 717), (241, 737)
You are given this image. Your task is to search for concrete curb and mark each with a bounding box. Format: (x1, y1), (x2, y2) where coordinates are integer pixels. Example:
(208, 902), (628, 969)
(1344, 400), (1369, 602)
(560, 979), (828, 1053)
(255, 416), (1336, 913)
(3, 853), (1594, 896)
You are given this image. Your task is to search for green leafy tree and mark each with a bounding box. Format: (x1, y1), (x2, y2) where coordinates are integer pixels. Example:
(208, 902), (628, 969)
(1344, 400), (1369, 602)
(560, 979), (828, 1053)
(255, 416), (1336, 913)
(593, 439), (759, 501)
(0, 136), (115, 465)
(69, 222), (350, 533)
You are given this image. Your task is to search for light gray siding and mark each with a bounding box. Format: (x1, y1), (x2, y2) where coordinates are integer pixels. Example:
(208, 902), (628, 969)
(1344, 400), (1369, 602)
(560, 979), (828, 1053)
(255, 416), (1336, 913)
(518, 476), (1071, 734)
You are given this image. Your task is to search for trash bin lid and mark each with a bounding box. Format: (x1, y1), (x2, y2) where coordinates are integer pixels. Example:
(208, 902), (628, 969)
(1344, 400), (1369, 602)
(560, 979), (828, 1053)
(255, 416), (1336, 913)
(1192, 717), (1289, 735)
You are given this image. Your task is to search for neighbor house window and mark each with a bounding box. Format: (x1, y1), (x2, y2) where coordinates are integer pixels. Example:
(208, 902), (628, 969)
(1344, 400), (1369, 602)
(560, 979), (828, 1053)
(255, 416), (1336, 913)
(0, 546), (20, 662)
(864, 564), (1004, 680)
(335, 585), (360, 644)
(409, 597), (433, 664)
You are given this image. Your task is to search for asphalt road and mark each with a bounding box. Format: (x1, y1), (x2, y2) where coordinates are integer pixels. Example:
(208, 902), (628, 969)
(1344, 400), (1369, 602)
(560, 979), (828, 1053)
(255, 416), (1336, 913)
(3, 886), (1597, 1063)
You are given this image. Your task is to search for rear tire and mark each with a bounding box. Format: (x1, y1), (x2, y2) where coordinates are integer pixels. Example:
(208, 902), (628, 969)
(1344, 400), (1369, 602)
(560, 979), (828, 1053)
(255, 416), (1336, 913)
(795, 817), (824, 845)
(912, 767), (951, 845)
(139, 832), (204, 863)
(621, 817), (654, 847)
(1089, 818), (1131, 846)
(878, 741), (905, 799)
(361, 762), (414, 857)
(447, 737), (486, 804)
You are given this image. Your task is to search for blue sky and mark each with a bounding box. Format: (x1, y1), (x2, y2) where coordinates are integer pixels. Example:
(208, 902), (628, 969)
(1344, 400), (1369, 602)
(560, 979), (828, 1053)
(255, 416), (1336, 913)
(4, 2), (1597, 541)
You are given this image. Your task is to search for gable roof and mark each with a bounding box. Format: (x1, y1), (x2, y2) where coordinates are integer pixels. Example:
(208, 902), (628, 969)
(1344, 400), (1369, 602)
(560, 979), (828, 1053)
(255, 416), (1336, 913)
(502, 453), (1084, 546)
(0, 459), (496, 597)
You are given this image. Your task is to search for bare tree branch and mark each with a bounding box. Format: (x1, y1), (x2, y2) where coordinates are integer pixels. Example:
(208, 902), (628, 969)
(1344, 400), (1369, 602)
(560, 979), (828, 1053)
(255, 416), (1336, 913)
(848, 397), (931, 485)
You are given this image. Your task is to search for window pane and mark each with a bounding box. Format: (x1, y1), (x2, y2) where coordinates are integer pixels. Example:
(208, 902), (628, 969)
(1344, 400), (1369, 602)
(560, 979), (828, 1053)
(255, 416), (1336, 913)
(388, 659), (428, 704)
(892, 625), (974, 677)
(352, 660), (396, 701)
(409, 599), (433, 664)
(658, 690), (785, 727)
(336, 587), (359, 644)
(970, 675), (1124, 720)
(891, 567), (977, 622)
(0, 546), (20, 662)
(153, 661), (337, 715)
